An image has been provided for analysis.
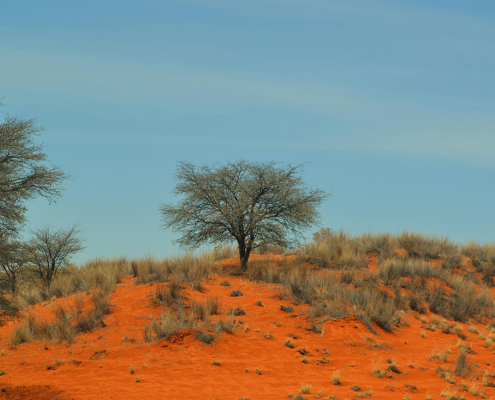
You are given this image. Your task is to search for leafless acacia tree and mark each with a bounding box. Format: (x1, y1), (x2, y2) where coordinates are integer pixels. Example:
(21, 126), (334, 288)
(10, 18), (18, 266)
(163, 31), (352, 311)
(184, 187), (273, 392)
(28, 225), (85, 287)
(0, 113), (69, 235)
(160, 160), (329, 271)
(0, 235), (28, 294)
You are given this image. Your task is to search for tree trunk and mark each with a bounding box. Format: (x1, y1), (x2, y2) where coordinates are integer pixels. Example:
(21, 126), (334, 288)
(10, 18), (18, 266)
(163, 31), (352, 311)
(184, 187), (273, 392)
(238, 239), (252, 272)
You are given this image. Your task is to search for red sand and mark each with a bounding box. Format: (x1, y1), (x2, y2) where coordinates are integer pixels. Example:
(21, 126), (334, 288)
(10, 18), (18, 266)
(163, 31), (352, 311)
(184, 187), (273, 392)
(1, 259), (495, 400)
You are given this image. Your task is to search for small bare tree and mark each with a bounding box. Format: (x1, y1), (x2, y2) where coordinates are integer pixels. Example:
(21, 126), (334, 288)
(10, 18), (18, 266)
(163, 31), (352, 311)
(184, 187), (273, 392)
(160, 160), (329, 271)
(0, 235), (28, 294)
(28, 225), (85, 287)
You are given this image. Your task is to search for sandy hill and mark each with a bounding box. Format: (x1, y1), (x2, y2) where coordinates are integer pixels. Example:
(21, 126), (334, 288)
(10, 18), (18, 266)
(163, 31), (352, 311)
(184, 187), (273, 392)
(1, 245), (495, 400)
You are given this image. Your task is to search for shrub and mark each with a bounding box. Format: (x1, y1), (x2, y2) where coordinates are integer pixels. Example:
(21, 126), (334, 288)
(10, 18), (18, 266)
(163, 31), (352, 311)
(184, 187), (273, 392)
(247, 259), (280, 283)
(331, 369), (342, 385)
(397, 232), (457, 260)
(134, 256), (172, 284)
(194, 330), (215, 344)
(300, 384), (311, 394)
(213, 316), (236, 334)
(454, 349), (469, 376)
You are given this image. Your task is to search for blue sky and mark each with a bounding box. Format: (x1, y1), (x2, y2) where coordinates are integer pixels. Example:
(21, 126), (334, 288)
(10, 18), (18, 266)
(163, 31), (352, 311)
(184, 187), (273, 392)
(1, 0), (494, 262)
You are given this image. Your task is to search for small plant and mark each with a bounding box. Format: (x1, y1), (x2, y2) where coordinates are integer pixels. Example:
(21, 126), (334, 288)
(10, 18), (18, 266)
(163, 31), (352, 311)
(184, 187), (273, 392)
(255, 369), (261, 375)
(350, 385), (361, 391)
(230, 290), (243, 297)
(331, 370), (341, 385)
(129, 365), (135, 374)
(386, 363), (403, 374)
(482, 375), (495, 387)
(300, 384), (312, 394)
(219, 281), (231, 286)
(285, 339), (295, 348)
(454, 349), (469, 376)
(301, 357), (309, 364)
(468, 325), (479, 334)
(46, 360), (64, 370)
(213, 360), (221, 366)
(372, 362), (385, 379)
(421, 330), (427, 338)
(255, 300), (264, 307)
(442, 371), (455, 384)
(135, 377), (140, 383)
(281, 305), (294, 313)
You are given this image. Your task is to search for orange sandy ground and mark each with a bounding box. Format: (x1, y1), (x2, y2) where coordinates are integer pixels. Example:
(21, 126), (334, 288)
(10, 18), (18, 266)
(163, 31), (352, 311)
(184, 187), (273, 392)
(1, 256), (495, 400)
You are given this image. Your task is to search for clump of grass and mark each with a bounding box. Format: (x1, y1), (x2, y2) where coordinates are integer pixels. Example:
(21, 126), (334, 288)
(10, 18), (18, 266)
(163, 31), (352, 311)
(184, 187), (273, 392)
(213, 316), (236, 334)
(429, 347), (449, 362)
(454, 349), (469, 377)
(212, 360), (220, 366)
(300, 384), (312, 394)
(331, 369), (342, 385)
(372, 362), (385, 379)
(386, 362), (403, 374)
(191, 297), (221, 322)
(301, 357), (309, 364)
(468, 325), (479, 334)
(194, 330), (215, 345)
(285, 339), (295, 348)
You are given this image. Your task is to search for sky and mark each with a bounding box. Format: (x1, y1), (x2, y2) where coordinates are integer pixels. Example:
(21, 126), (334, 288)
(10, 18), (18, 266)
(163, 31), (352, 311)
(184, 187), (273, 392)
(1, 0), (494, 263)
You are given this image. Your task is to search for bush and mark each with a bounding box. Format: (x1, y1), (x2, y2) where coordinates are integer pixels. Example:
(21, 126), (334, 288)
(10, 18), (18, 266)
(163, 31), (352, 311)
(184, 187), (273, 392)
(397, 232), (457, 260)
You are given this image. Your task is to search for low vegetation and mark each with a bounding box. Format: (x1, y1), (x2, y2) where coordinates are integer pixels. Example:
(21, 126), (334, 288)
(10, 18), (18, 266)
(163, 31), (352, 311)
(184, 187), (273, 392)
(4, 228), (495, 350)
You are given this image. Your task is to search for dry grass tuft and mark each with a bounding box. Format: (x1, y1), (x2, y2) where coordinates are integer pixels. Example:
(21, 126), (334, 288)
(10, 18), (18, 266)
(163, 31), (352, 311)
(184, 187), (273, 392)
(331, 369), (342, 385)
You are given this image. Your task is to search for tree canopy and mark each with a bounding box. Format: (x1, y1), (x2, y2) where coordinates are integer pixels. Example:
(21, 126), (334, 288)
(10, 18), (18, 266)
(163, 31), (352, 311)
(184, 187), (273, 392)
(160, 160), (329, 271)
(0, 114), (69, 235)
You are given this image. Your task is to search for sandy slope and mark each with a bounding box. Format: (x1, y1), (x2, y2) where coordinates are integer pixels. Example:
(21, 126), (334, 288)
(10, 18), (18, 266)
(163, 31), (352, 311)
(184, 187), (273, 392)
(1, 257), (495, 400)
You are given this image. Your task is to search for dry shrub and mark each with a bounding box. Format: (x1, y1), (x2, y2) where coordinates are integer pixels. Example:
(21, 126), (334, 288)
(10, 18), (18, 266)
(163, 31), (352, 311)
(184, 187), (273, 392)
(153, 279), (185, 309)
(378, 258), (439, 284)
(247, 259), (280, 283)
(10, 315), (36, 346)
(174, 254), (211, 291)
(349, 289), (401, 332)
(461, 242), (495, 265)
(194, 329), (215, 344)
(454, 349), (469, 376)
(331, 369), (342, 385)
(191, 297), (221, 321)
(397, 232), (458, 260)
(213, 315), (236, 334)
(361, 232), (398, 259)
(147, 313), (189, 340)
(299, 229), (368, 269)
(134, 256), (172, 284)
(74, 290), (111, 333)
(280, 262), (316, 304)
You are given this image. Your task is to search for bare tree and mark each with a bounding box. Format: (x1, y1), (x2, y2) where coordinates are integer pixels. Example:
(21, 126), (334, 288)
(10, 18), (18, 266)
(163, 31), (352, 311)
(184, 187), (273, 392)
(160, 160), (329, 271)
(0, 113), (69, 235)
(28, 225), (85, 287)
(0, 234), (28, 294)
